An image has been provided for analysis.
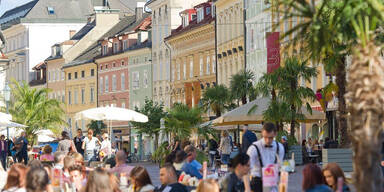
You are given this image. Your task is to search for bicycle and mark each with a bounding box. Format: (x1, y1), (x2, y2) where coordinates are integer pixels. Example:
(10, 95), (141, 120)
(127, 153), (139, 163)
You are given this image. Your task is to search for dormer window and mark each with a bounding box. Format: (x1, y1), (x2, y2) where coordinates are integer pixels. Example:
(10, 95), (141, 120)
(103, 45), (108, 55)
(113, 42), (118, 54)
(47, 7), (55, 15)
(206, 7), (211, 15)
(182, 15), (189, 27)
(197, 8), (204, 22)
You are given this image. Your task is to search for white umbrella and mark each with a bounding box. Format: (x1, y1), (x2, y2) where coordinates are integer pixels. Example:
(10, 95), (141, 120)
(0, 121), (27, 128)
(75, 107), (148, 122)
(75, 106), (148, 143)
(0, 112), (11, 122)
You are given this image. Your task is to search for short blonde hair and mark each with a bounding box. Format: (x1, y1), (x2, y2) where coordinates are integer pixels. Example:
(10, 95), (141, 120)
(196, 179), (219, 192)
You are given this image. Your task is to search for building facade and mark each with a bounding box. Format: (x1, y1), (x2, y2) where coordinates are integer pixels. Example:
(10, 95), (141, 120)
(147, 0), (206, 109)
(166, 2), (216, 108)
(215, 0), (244, 86)
(29, 62), (46, 90)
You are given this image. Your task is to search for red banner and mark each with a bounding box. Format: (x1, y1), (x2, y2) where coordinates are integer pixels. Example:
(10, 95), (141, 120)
(266, 32), (280, 73)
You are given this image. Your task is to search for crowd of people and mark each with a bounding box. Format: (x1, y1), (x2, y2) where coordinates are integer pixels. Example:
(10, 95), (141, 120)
(0, 123), (353, 192)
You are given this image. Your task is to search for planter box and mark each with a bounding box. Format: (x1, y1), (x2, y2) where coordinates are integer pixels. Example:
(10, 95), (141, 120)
(322, 148), (353, 172)
(288, 145), (303, 165)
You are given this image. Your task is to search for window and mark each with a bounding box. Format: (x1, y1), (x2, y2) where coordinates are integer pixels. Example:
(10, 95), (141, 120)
(68, 73), (71, 80)
(183, 62), (186, 80)
(105, 76), (109, 92)
(190, 59), (193, 78)
(48, 71), (51, 81)
(200, 56), (203, 76)
(81, 70), (85, 78)
(91, 69), (95, 76)
(52, 71), (55, 81)
(206, 56), (211, 75)
(103, 45), (107, 55)
(99, 77), (103, 94)
(132, 72), (140, 89)
(165, 5), (167, 14)
(197, 8), (204, 22)
(121, 73), (125, 90)
(113, 62), (116, 67)
(74, 72), (78, 79)
(90, 87), (94, 102)
(113, 42), (118, 53)
(121, 60), (125, 66)
(121, 100), (126, 108)
(62, 71), (65, 80)
(68, 118), (72, 129)
(68, 91), (72, 104)
(74, 90), (78, 104)
(123, 40), (128, 50)
(47, 7), (55, 14)
(177, 62), (181, 80)
(81, 88), (85, 104)
(112, 74), (116, 91)
(143, 70), (148, 88)
(206, 7), (211, 15)
(62, 91), (65, 103)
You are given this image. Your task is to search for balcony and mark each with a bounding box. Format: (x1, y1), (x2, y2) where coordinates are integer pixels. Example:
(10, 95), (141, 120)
(29, 79), (46, 87)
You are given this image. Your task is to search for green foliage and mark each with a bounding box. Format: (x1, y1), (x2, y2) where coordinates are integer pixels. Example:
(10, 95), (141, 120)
(197, 124), (217, 141)
(8, 80), (66, 145)
(229, 70), (255, 105)
(276, 130), (298, 146)
(131, 98), (167, 138)
(87, 120), (106, 135)
(152, 142), (171, 166)
(200, 85), (232, 117)
(164, 103), (202, 141)
(196, 150), (208, 164)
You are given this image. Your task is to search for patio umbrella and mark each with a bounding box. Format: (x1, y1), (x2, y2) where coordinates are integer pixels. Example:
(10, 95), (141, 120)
(212, 97), (326, 126)
(0, 112), (11, 122)
(75, 106), (148, 141)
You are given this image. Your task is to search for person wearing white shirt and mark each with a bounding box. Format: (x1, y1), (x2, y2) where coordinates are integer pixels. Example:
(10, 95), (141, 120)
(100, 133), (112, 160)
(246, 122), (285, 192)
(82, 129), (101, 162)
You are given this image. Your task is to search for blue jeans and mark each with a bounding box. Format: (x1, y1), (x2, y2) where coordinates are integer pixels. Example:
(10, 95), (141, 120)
(221, 154), (230, 164)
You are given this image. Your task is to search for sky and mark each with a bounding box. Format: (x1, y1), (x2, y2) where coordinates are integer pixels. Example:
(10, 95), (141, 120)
(0, 0), (35, 17)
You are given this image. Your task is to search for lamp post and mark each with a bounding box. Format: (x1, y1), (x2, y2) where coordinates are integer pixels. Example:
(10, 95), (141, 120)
(3, 82), (10, 168)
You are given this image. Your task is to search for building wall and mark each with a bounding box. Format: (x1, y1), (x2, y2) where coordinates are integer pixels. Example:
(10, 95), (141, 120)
(97, 52), (130, 128)
(215, 0), (244, 86)
(167, 22), (216, 108)
(64, 62), (97, 134)
(46, 58), (66, 103)
(128, 48), (152, 109)
(3, 23), (85, 83)
(148, 0), (206, 109)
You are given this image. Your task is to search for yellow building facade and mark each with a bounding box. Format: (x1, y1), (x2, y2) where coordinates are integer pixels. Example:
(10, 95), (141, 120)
(166, 3), (216, 107)
(63, 61), (97, 134)
(215, 0), (244, 86)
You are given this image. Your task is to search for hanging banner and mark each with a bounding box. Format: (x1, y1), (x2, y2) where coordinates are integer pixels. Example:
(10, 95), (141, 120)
(266, 32), (280, 73)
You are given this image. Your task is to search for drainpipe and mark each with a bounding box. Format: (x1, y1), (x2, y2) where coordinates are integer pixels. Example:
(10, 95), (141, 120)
(243, 0), (247, 70)
(164, 40), (172, 104)
(214, 4), (218, 84)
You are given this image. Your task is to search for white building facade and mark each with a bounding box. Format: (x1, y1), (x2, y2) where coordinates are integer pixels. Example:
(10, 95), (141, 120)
(147, 0), (206, 109)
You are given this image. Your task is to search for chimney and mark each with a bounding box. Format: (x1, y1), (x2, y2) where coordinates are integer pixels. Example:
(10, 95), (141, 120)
(69, 30), (76, 39)
(136, 7), (143, 21)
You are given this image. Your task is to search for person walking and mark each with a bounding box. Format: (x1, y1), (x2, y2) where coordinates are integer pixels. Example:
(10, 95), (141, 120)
(15, 132), (28, 165)
(219, 131), (232, 165)
(82, 129), (101, 163)
(0, 135), (8, 170)
(208, 138), (218, 169)
(247, 123), (284, 192)
(281, 136), (289, 160)
(74, 129), (84, 156)
(241, 124), (257, 153)
(57, 131), (77, 155)
(100, 133), (112, 161)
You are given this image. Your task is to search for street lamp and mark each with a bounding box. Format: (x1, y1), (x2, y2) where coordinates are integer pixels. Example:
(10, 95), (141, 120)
(3, 82), (10, 169)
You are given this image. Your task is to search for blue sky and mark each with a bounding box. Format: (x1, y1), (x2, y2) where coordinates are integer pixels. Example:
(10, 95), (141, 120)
(0, 0), (34, 17)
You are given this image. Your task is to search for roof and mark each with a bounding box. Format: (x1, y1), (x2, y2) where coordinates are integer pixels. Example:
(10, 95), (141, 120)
(118, 13), (150, 35)
(165, 14), (214, 40)
(145, 0), (157, 6)
(0, 0), (38, 26)
(1, 0), (93, 29)
(94, 0), (146, 17)
(133, 16), (151, 31)
(70, 20), (96, 40)
(32, 62), (46, 70)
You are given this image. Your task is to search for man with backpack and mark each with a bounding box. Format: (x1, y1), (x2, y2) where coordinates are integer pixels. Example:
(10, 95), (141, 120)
(247, 123), (285, 192)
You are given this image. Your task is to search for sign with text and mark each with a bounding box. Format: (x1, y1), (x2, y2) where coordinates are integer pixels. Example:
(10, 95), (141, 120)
(266, 32), (280, 73)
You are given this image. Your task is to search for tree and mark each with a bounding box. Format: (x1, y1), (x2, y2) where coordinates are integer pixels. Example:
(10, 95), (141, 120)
(345, 0), (384, 190)
(164, 103), (202, 141)
(8, 80), (66, 145)
(131, 98), (167, 149)
(87, 120), (106, 136)
(229, 70), (255, 105)
(278, 57), (318, 137)
(276, 0), (356, 146)
(200, 85), (231, 117)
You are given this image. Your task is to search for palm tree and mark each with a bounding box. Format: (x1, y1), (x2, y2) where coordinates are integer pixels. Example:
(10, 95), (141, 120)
(229, 70), (255, 105)
(200, 85), (231, 117)
(278, 57), (318, 137)
(164, 103), (202, 141)
(9, 80), (66, 145)
(345, 0), (384, 190)
(275, 0), (356, 146)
